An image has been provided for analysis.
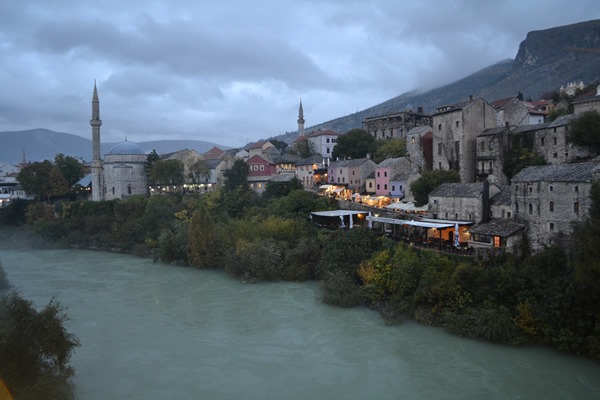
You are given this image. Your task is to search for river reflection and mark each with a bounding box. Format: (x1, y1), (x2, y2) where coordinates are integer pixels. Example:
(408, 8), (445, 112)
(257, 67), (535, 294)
(1, 249), (599, 400)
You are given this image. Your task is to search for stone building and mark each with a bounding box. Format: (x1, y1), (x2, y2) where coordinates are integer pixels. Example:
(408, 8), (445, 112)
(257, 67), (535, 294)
(432, 96), (497, 183)
(428, 181), (500, 223)
(572, 85), (600, 115)
(406, 126), (433, 172)
(362, 108), (432, 140)
(492, 97), (548, 127)
(90, 83), (147, 201)
(511, 160), (600, 251)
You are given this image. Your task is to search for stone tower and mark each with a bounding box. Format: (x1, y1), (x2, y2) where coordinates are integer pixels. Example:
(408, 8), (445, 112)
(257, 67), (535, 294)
(297, 99), (305, 137)
(91, 81), (104, 201)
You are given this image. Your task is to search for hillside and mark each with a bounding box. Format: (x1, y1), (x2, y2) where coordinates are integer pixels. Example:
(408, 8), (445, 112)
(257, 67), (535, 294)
(282, 19), (600, 139)
(0, 128), (229, 164)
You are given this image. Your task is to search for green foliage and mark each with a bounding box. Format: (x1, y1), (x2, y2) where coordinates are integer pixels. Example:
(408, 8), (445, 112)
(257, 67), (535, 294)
(0, 292), (79, 400)
(224, 159), (250, 192)
(331, 129), (376, 160)
(188, 159), (211, 184)
(17, 161), (54, 200)
(321, 270), (365, 307)
(269, 189), (318, 219)
(150, 159), (185, 190)
(288, 140), (318, 158)
(567, 110), (600, 152)
(269, 139), (289, 153)
(410, 169), (461, 206)
(0, 198), (30, 226)
(187, 207), (222, 268)
(503, 133), (547, 179)
(53, 154), (86, 187)
(317, 227), (380, 279)
(263, 177), (303, 199)
(372, 138), (407, 163)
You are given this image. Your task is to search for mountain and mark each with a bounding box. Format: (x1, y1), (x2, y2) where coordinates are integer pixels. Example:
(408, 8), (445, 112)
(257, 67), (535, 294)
(0, 128), (229, 164)
(284, 19), (600, 139)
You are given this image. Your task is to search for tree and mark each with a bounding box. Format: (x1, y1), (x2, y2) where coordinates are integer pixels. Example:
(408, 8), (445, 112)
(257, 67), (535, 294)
(224, 159), (249, 192)
(188, 207), (221, 268)
(150, 159), (185, 191)
(17, 161), (54, 200)
(54, 154), (86, 187)
(373, 138), (406, 163)
(0, 292), (80, 400)
(188, 159), (211, 184)
(332, 129), (376, 160)
(410, 169), (461, 206)
(567, 110), (600, 153)
(270, 139), (289, 153)
(289, 140), (318, 158)
(144, 150), (161, 178)
(264, 176), (303, 199)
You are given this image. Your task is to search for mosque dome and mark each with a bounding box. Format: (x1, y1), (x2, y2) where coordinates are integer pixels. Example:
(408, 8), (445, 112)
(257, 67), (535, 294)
(108, 140), (145, 155)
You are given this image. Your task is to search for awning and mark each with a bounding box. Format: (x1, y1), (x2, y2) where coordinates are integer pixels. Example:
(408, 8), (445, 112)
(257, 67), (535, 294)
(318, 184), (332, 190)
(333, 187), (344, 193)
(366, 216), (454, 229)
(311, 210), (363, 218)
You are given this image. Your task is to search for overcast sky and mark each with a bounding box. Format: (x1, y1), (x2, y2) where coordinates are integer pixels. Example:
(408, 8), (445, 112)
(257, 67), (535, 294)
(1, 0), (599, 148)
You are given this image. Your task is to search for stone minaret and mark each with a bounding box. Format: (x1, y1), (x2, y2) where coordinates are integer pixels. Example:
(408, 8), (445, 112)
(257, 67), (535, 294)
(297, 99), (305, 137)
(91, 81), (104, 201)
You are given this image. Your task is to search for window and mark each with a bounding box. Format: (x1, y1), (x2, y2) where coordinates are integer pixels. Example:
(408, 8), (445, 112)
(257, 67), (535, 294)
(259, 165), (264, 171)
(384, 171), (387, 177)
(352, 170), (355, 176)
(553, 153), (557, 159)
(326, 138), (330, 143)
(574, 202), (579, 214)
(468, 213), (472, 220)
(377, 172), (380, 177)
(384, 184), (387, 190)
(438, 143), (443, 155)
(438, 162), (442, 169)
(368, 182), (372, 188)
(507, 212), (511, 218)
(411, 137), (415, 144)
(127, 185), (132, 195)
(326, 148), (330, 154)
(433, 199), (437, 204)
(489, 161), (493, 172)
(549, 201), (554, 212)
(541, 137), (545, 146)
(515, 203), (519, 212)
(392, 185), (396, 191)
(258, 183), (262, 189)
(455, 213), (459, 219)
(377, 184), (380, 190)
(528, 203), (533, 214)
(489, 140), (494, 150)
(480, 141), (484, 152)
(456, 121), (460, 128)
(337, 177), (340, 183)
(529, 186), (532, 194)
(438, 124), (442, 131)
(549, 222), (554, 231)
(553, 137), (557, 145)
(112, 187), (115, 195)
(339, 169), (342, 174)
(549, 185), (553, 192)
(574, 185), (579, 192)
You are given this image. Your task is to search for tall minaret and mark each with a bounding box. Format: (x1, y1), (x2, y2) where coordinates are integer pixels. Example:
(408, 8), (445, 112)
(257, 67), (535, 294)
(91, 81), (104, 201)
(297, 99), (305, 137)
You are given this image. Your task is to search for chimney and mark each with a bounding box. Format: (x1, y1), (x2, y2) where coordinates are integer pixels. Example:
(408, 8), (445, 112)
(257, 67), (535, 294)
(469, 95), (473, 101)
(482, 180), (490, 223)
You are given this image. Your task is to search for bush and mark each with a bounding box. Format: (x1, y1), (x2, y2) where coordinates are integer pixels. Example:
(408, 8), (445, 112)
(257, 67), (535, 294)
(321, 271), (365, 308)
(0, 292), (79, 400)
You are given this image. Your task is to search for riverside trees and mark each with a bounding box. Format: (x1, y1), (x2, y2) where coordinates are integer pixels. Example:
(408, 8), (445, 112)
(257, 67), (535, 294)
(0, 288), (80, 400)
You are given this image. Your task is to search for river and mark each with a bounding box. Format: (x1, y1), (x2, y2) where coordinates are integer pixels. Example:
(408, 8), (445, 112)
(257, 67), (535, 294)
(1, 248), (599, 399)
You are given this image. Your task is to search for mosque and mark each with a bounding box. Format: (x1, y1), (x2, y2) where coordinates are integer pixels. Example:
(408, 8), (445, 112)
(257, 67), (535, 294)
(90, 83), (147, 201)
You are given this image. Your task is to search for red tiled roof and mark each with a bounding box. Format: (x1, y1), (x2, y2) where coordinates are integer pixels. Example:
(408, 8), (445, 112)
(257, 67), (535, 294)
(202, 146), (225, 160)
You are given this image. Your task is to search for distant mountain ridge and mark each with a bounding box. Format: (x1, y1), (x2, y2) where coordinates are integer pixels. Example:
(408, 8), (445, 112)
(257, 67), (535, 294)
(276, 19), (600, 141)
(0, 128), (228, 164)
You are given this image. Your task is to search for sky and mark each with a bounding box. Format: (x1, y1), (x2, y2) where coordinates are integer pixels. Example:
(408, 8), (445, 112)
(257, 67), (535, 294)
(1, 0), (600, 149)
